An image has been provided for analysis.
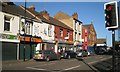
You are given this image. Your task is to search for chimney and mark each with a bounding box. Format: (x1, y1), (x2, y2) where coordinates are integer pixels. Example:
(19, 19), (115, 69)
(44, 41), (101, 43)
(72, 13), (78, 19)
(40, 10), (50, 20)
(28, 5), (35, 10)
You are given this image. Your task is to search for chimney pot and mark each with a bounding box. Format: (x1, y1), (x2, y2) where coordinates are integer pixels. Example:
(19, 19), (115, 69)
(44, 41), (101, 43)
(28, 5), (35, 10)
(72, 12), (78, 19)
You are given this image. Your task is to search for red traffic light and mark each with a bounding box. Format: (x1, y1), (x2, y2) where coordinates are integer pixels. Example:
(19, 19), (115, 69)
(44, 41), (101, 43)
(106, 4), (112, 11)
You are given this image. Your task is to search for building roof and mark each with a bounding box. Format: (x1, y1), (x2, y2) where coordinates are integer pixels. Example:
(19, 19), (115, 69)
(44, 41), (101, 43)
(97, 38), (106, 44)
(54, 11), (82, 29)
(49, 17), (73, 30)
(54, 11), (82, 23)
(83, 24), (96, 34)
(54, 11), (72, 20)
(1, 2), (35, 20)
(25, 9), (73, 30)
(83, 24), (93, 30)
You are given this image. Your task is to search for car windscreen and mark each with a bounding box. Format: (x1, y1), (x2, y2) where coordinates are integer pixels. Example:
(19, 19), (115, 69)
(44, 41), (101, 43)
(35, 50), (43, 54)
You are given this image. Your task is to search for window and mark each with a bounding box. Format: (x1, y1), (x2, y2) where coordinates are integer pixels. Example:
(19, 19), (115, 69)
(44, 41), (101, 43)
(44, 28), (47, 35)
(60, 29), (63, 37)
(85, 37), (87, 42)
(34, 25), (39, 36)
(25, 21), (32, 35)
(85, 29), (87, 33)
(48, 25), (52, 37)
(67, 30), (69, 37)
(21, 22), (24, 31)
(75, 32), (77, 41)
(79, 23), (81, 32)
(4, 16), (11, 31)
(74, 20), (77, 30)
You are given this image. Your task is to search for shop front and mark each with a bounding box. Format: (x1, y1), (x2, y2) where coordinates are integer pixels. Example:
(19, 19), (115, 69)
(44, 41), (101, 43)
(19, 36), (42, 60)
(57, 41), (73, 53)
(73, 41), (83, 52)
(1, 34), (20, 61)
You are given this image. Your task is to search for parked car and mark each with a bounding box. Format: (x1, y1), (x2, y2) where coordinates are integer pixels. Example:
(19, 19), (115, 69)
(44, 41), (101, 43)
(63, 50), (77, 59)
(33, 50), (61, 61)
(76, 50), (88, 60)
(95, 46), (107, 55)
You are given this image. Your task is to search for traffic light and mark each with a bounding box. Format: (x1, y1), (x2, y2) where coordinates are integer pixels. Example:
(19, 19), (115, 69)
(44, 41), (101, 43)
(104, 1), (118, 29)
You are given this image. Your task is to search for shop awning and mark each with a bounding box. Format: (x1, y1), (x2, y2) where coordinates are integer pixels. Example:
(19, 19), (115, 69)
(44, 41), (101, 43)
(19, 36), (42, 43)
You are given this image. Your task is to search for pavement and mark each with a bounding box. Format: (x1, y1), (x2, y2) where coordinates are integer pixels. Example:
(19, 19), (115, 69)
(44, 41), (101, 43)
(2, 59), (34, 65)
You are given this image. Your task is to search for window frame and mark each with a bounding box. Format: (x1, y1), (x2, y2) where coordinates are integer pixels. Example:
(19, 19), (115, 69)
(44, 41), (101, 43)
(4, 16), (11, 31)
(60, 28), (63, 37)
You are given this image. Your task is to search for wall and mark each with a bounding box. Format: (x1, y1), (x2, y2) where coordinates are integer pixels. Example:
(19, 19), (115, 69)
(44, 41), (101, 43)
(73, 19), (82, 42)
(82, 28), (88, 50)
(54, 25), (73, 42)
(88, 25), (96, 46)
(39, 22), (54, 41)
(32, 22), (41, 37)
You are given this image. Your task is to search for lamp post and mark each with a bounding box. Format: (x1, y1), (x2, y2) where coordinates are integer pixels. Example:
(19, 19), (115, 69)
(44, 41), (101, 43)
(23, 0), (26, 61)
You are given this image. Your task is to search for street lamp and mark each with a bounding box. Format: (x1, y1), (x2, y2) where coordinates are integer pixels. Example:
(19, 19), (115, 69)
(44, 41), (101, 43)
(23, 0), (26, 61)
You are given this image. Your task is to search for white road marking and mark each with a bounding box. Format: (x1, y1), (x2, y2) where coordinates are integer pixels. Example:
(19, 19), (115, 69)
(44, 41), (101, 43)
(64, 65), (81, 70)
(26, 67), (46, 70)
(27, 63), (56, 68)
(62, 59), (76, 62)
(99, 57), (103, 58)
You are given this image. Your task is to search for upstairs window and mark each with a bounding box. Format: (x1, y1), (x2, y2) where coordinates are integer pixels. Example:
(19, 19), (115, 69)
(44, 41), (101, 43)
(60, 29), (63, 37)
(4, 16), (11, 31)
(67, 30), (69, 37)
(74, 20), (77, 30)
(48, 25), (52, 37)
(25, 21), (33, 35)
(75, 32), (77, 41)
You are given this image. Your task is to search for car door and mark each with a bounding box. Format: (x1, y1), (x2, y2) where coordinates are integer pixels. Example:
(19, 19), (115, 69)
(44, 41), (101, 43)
(51, 51), (57, 59)
(70, 51), (74, 58)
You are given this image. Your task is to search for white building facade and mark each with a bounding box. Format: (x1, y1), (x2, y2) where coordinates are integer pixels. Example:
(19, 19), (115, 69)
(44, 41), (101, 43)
(0, 10), (20, 60)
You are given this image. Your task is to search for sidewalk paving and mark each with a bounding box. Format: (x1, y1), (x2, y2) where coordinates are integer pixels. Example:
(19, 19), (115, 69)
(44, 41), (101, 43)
(92, 57), (120, 72)
(2, 59), (34, 66)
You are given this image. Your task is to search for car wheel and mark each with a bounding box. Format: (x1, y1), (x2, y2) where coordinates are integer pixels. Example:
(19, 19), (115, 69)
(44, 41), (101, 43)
(68, 55), (71, 59)
(46, 57), (50, 62)
(57, 57), (61, 60)
(75, 55), (77, 58)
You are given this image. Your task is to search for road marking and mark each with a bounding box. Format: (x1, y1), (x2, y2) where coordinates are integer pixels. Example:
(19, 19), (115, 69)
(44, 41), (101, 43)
(26, 67), (46, 70)
(64, 65), (81, 70)
(62, 59), (76, 62)
(99, 57), (103, 58)
(27, 63), (56, 68)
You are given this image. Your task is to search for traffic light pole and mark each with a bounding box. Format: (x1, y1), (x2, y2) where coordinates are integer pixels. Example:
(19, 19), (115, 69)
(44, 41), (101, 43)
(112, 29), (115, 72)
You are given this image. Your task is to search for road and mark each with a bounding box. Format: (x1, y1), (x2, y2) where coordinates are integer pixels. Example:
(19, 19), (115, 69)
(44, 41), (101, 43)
(2, 55), (113, 72)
